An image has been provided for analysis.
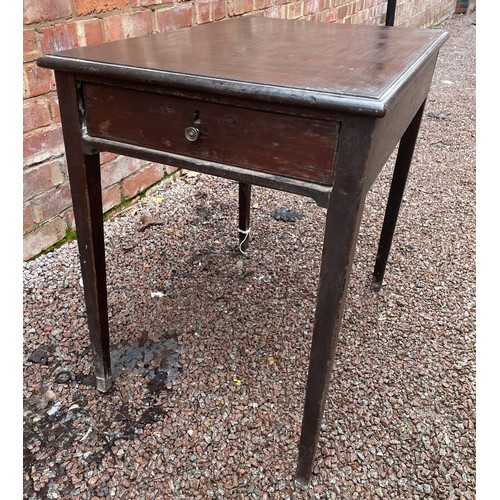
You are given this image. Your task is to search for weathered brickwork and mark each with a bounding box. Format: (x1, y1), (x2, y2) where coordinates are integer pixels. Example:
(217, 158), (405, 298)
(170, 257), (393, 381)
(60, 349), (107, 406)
(23, 0), (458, 260)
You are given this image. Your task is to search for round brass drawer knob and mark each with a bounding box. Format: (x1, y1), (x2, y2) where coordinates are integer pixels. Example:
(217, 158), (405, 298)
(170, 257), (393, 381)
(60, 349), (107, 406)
(185, 126), (200, 142)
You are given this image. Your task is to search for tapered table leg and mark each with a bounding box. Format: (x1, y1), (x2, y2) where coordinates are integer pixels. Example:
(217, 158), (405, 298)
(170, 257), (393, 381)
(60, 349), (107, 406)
(295, 118), (373, 487)
(55, 72), (112, 393)
(372, 101), (426, 291)
(238, 182), (252, 253)
(295, 191), (366, 487)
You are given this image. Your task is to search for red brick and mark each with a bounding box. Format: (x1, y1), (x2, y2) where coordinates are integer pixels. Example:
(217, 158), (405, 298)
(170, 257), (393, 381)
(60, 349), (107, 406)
(23, 205), (35, 233)
(23, 29), (40, 63)
(23, 216), (68, 261)
(123, 163), (164, 199)
(123, 11), (154, 38)
(196, 0), (226, 24)
(321, 0), (330, 11)
(263, 5), (286, 17)
(156, 5), (193, 32)
(41, 23), (79, 55)
(102, 184), (122, 213)
(23, 99), (51, 133)
(65, 208), (76, 232)
(147, 161), (177, 176)
(100, 151), (119, 164)
(103, 14), (125, 41)
(32, 183), (73, 223)
(101, 156), (145, 189)
(131, 0), (169, 6)
(309, 12), (325, 22)
(322, 10), (339, 22)
(351, 9), (370, 23)
(104, 11), (157, 42)
(23, 159), (65, 200)
(48, 95), (61, 123)
(74, 0), (128, 16)
(76, 18), (105, 46)
(304, 0), (320, 15)
(227, 0), (254, 16)
(23, 126), (64, 165)
(337, 4), (349, 19)
(23, 0), (71, 24)
(287, 2), (304, 18)
(23, 63), (56, 99)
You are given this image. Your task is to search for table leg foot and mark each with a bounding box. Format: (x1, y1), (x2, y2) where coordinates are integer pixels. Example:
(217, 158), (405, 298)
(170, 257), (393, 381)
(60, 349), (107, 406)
(295, 444), (315, 488)
(92, 340), (113, 393)
(96, 374), (113, 393)
(372, 277), (383, 292)
(294, 473), (311, 490)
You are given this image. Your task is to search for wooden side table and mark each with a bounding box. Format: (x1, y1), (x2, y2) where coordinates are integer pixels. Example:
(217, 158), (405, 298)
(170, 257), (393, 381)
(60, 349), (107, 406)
(38, 17), (448, 486)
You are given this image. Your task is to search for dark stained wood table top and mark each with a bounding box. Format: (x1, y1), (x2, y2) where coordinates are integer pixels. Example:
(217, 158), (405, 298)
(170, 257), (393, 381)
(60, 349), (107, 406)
(39, 16), (448, 116)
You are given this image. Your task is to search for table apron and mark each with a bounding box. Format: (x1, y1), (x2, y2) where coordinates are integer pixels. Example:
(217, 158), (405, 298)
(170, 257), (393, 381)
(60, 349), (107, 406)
(82, 81), (340, 186)
(364, 54), (439, 191)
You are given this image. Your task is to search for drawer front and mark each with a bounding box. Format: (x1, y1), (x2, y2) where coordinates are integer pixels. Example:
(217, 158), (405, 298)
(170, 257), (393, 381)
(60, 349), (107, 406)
(83, 83), (338, 185)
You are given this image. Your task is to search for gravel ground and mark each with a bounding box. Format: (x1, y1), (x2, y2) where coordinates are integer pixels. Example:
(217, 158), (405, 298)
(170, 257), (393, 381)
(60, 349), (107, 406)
(22, 12), (475, 499)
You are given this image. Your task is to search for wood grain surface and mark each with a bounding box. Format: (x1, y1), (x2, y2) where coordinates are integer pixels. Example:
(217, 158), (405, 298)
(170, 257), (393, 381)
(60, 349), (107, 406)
(39, 17), (448, 115)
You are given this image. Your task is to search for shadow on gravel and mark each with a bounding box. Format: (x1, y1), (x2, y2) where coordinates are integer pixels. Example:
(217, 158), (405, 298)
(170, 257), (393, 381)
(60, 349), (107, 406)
(23, 336), (181, 497)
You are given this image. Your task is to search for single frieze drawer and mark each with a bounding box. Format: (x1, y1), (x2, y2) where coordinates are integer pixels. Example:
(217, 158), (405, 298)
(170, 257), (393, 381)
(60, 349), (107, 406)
(83, 83), (339, 185)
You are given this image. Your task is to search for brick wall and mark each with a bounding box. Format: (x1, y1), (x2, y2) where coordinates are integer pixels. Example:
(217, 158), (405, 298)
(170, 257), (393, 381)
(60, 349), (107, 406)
(23, 0), (456, 260)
